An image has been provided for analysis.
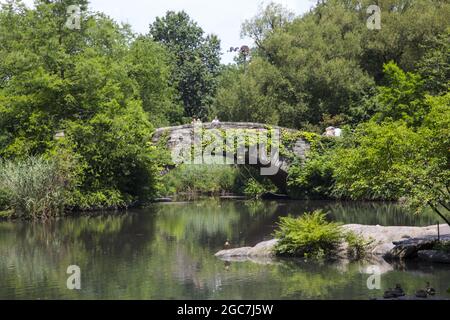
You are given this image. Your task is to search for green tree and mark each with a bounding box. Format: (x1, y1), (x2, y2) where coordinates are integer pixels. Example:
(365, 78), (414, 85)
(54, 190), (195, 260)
(241, 2), (294, 58)
(359, 0), (450, 81)
(372, 62), (427, 126)
(127, 36), (183, 126)
(0, 0), (173, 208)
(215, 1), (375, 128)
(332, 93), (450, 225)
(149, 11), (221, 119)
(214, 0), (450, 129)
(212, 60), (286, 124)
(416, 28), (450, 95)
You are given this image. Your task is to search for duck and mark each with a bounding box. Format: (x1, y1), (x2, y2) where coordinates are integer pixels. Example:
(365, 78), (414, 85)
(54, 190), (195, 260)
(383, 289), (396, 299)
(393, 284), (405, 297)
(425, 282), (436, 296)
(415, 290), (428, 299)
(383, 284), (405, 299)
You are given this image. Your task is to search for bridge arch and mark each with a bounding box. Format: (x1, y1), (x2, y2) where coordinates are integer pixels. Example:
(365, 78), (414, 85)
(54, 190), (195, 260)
(152, 122), (310, 193)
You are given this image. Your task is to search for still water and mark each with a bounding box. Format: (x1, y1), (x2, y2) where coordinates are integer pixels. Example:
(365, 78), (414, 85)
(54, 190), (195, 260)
(1, 200), (449, 300)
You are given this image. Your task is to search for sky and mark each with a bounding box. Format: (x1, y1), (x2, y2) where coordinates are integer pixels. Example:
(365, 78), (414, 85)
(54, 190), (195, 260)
(18, 0), (316, 64)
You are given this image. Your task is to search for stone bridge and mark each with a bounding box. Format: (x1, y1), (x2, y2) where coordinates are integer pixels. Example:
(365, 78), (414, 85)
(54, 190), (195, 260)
(152, 122), (310, 192)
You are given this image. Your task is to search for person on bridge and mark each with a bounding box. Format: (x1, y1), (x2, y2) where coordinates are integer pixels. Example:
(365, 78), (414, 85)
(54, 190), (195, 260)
(323, 126), (342, 137)
(211, 117), (221, 127)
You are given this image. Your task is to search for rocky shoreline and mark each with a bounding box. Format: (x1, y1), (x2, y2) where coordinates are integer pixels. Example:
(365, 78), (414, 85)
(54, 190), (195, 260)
(215, 224), (450, 264)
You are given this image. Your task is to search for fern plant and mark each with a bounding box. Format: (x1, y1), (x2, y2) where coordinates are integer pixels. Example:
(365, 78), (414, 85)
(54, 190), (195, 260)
(274, 211), (343, 258)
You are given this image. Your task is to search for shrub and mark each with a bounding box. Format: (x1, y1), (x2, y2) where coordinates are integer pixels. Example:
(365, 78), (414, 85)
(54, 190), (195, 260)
(274, 211), (343, 259)
(66, 189), (127, 212)
(243, 178), (267, 199)
(287, 134), (336, 200)
(0, 156), (73, 219)
(287, 154), (335, 200)
(344, 232), (374, 260)
(63, 102), (162, 206)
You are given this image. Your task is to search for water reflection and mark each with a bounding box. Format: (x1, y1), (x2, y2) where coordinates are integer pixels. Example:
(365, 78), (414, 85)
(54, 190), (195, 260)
(0, 200), (448, 300)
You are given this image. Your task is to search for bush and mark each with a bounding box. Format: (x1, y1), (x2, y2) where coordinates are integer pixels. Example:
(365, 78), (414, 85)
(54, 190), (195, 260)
(287, 134), (337, 200)
(63, 101), (162, 205)
(288, 154), (335, 200)
(0, 156), (74, 219)
(66, 189), (127, 212)
(344, 232), (374, 260)
(274, 211), (343, 259)
(243, 178), (267, 199)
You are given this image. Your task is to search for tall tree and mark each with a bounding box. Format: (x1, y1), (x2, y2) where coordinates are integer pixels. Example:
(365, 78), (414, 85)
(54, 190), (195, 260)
(127, 36), (183, 126)
(416, 28), (450, 95)
(241, 2), (294, 59)
(213, 0), (450, 129)
(0, 0), (174, 204)
(149, 11), (221, 119)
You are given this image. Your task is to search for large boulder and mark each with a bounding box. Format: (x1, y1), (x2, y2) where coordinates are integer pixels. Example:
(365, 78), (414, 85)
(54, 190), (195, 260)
(215, 240), (278, 260)
(385, 238), (436, 260)
(342, 224), (450, 257)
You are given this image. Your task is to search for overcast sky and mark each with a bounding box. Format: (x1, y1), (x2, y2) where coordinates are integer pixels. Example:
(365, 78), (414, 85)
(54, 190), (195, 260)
(18, 0), (315, 64)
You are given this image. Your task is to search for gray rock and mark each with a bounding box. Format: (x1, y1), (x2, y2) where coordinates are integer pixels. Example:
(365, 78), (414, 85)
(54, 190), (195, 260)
(215, 247), (254, 259)
(387, 238), (435, 259)
(386, 237), (450, 261)
(215, 240), (278, 260)
(248, 239), (279, 257)
(214, 224), (450, 264)
(372, 243), (396, 257)
(342, 224), (450, 249)
(418, 250), (450, 264)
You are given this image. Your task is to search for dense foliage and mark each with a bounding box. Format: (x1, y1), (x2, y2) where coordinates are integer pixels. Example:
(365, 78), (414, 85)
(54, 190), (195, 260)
(213, 0), (450, 129)
(217, 0), (449, 225)
(286, 60), (449, 224)
(0, 0), (448, 223)
(274, 211), (344, 258)
(0, 0), (189, 216)
(149, 11), (221, 120)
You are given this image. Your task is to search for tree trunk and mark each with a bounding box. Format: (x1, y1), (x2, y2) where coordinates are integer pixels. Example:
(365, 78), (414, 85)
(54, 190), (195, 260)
(429, 203), (450, 227)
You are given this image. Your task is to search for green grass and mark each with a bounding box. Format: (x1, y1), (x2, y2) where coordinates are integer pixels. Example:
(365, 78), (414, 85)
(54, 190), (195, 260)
(160, 164), (241, 196)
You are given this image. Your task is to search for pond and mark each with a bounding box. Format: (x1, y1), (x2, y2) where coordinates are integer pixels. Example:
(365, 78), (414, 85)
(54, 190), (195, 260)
(0, 200), (449, 300)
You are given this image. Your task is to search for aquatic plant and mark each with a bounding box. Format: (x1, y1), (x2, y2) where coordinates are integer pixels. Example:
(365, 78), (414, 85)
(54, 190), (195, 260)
(0, 156), (73, 219)
(274, 211), (343, 258)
